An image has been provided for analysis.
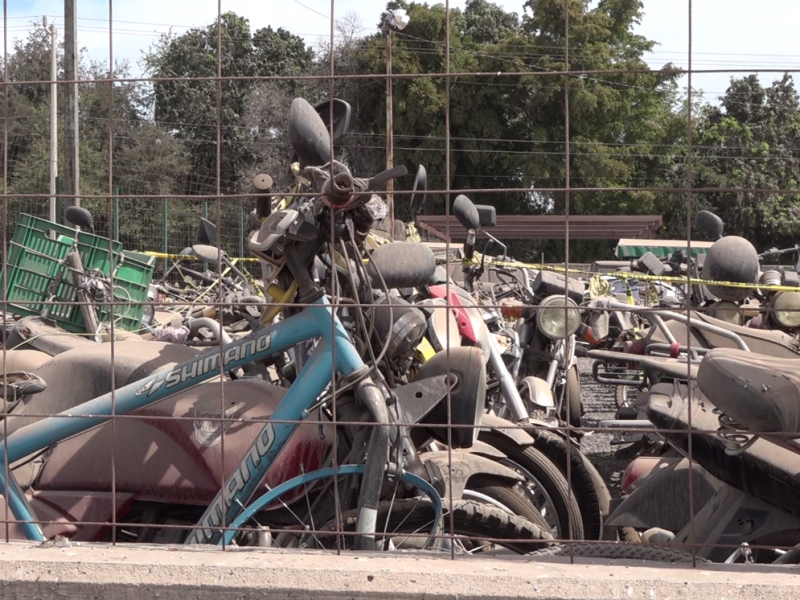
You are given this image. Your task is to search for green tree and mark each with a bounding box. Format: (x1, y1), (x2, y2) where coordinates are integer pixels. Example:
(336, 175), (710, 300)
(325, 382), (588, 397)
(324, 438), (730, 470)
(331, 0), (682, 261)
(143, 12), (313, 193)
(689, 74), (800, 250)
(2, 22), (191, 253)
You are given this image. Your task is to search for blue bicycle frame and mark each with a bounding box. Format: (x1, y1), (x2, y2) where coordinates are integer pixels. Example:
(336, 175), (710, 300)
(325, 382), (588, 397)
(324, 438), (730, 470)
(0, 296), (370, 544)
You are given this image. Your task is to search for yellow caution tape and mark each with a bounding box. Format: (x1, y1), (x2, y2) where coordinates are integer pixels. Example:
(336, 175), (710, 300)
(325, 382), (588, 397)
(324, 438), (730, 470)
(460, 253), (800, 293)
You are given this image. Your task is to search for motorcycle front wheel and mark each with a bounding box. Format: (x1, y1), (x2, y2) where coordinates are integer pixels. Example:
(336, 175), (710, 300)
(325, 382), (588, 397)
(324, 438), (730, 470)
(318, 498), (553, 554)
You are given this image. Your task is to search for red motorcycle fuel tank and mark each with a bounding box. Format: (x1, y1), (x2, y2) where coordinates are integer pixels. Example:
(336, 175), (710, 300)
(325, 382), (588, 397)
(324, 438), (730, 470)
(34, 379), (333, 508)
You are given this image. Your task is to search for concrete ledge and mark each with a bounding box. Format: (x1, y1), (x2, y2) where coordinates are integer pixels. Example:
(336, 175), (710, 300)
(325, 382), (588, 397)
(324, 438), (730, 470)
(0, 541), (797, 599)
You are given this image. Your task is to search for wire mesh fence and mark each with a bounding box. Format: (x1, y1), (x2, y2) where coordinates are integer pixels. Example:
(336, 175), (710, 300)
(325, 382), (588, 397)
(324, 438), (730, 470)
(0, 0), (799, 572)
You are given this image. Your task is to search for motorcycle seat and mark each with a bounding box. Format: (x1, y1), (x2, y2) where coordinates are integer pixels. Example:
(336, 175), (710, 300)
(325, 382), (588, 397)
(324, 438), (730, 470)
(646, 381), (800, 520)
(697, 348), (800, 433)
(647, 311), (800, 358)
(7, 341), (200, 434)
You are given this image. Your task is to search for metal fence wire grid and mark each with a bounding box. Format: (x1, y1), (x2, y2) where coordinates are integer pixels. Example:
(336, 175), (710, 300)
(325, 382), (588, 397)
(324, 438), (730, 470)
(0, 0), (800, 570)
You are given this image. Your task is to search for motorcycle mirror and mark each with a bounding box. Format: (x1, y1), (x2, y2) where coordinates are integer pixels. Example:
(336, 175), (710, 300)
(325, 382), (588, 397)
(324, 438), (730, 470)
(196, 217), (217, 245)
(695, 210), (724, 240)
(475, 205), (497, 228)
(288, 97), (332, 168)
(410, 164), (428, 216)
(65, 206), (95, 234)
(637, 251), (666, 276)
(313, 98), (351, 143)
(253, 173), (273, 191)
(453, 195), (481, 231)
(192, 244), (222, 264)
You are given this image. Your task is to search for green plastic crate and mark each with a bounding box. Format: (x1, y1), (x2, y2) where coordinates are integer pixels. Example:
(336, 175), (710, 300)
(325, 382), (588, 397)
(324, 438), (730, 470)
(1, 214), (154, 333)
(91, 250), (156, 332)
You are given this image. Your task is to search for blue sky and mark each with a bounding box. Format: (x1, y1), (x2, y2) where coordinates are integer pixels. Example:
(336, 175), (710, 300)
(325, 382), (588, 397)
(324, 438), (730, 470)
(4, 0), (800, 102)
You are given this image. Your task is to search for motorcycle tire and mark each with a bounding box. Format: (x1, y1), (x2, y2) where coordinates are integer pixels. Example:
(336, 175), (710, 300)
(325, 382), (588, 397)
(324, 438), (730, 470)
(466, 475), (554, 535)
(478, 429), (585, 540)
(526, 427), (609, 541)
(562, 365), (583, 429)
(322, 498), (553, 554)
(528, 543), (709, 563)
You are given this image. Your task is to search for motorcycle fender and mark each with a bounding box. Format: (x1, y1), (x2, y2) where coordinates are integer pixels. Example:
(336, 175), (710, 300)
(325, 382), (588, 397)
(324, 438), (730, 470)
(606, 457), (722, 532)
(421, 450), (523, 500)
(465, 439), (507, 460)
(480, 413), (535, 447)
(672, 481), (800, 562)
(519, 376), (555, 409)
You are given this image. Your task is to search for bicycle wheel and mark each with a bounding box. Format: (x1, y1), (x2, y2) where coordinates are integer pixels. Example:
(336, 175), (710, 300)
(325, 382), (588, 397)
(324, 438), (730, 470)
(321, 498), (553, 554)
(478, 429), (585, 540)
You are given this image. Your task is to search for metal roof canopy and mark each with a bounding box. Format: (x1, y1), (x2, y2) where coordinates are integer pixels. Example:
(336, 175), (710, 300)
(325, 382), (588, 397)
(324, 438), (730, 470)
(416, 215), (663, 241)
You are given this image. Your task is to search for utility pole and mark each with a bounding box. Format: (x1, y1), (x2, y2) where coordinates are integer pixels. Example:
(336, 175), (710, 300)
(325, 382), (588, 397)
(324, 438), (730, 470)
(385, 25), (394, 239)
(63, 0), (80, 217)
(48, 20), (58, 223)
(383, 9), (409, 240)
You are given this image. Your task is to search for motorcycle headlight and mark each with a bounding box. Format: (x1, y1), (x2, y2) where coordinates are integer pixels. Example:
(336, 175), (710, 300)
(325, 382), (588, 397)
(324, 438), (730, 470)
(536, 295), (581, 340)
(773, 292), (800, 329)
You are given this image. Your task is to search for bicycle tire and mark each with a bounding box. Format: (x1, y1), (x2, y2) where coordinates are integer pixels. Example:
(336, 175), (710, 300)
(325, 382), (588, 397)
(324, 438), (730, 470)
(529, 543), (709, 563)
(323, 499), (553, 554)
(478, 429), (585, 540)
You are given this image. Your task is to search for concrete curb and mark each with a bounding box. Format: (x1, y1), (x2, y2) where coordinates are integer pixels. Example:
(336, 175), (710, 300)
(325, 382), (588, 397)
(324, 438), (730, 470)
(0, 542), (797, 599)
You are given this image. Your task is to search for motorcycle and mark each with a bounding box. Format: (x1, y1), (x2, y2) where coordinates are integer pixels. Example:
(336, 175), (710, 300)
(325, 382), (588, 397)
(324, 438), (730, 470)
(0, 97), (555, 554)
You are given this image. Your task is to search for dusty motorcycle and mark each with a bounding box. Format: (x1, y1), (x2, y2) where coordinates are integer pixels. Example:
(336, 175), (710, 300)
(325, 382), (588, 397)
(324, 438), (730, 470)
(0, 98), (554, 554)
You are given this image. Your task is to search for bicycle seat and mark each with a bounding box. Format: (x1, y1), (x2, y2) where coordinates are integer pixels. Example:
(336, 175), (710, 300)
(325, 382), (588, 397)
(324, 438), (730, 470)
(697, 348), (800, 433)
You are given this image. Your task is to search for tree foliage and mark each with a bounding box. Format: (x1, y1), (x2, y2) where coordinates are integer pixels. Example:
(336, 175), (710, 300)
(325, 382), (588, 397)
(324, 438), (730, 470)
(6, 6), (800, 261)
(143, 12), (313, 193)
(689, 74), (800, 249)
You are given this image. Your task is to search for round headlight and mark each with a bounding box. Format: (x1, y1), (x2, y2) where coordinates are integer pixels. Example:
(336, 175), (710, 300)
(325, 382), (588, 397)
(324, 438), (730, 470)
(773, 292), (800, 329)
(536, 295), (581, 340)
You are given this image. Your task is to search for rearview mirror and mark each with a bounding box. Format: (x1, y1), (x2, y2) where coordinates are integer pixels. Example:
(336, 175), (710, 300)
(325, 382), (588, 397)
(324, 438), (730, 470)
(695, 210), (724, 241)
(410, 165), (428, 216)
(313, 98), (351, 143)
(288, 97), (332, 168)
(192, 244), (222, 264)
(453, 195), (480, 231)
(475, 205), (496, 228)
(65, 206), (95, 234)
(196, 217), (217, 245)
(637, 251), (666, 276)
